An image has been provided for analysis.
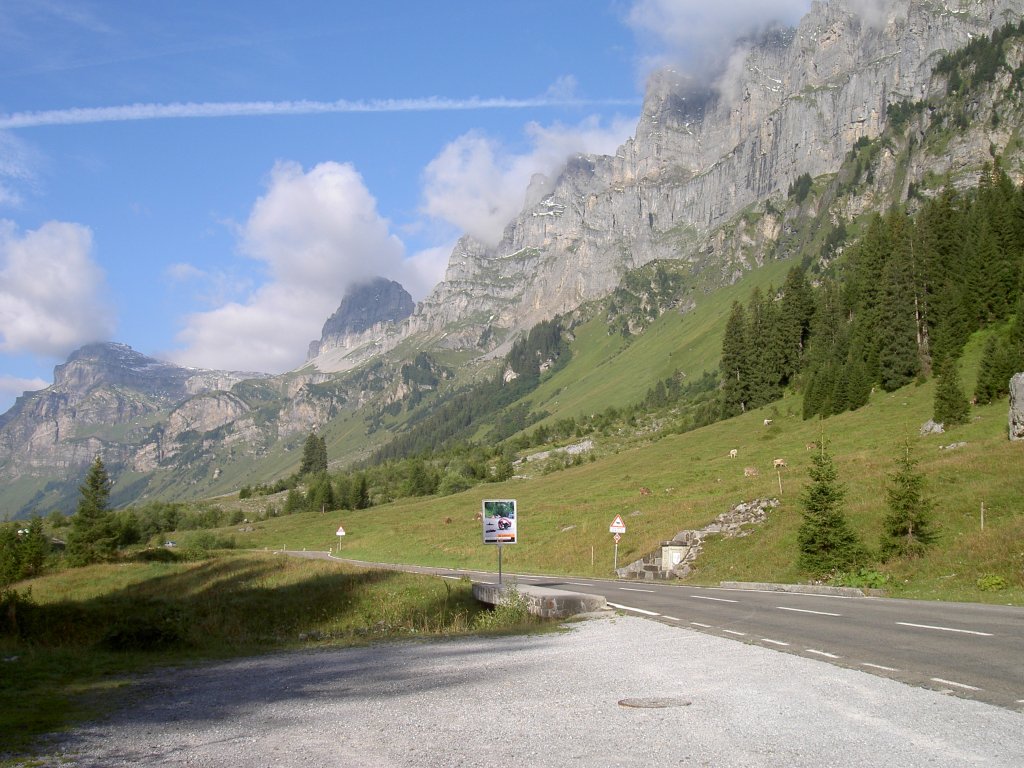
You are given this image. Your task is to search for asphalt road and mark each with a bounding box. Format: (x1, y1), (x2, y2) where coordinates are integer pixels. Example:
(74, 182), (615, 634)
(295, 552), (1024, 711)
(49, 615), (1024, 767)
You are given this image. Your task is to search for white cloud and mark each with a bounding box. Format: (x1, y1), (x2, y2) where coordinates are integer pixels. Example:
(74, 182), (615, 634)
(0, 131), (38, 208)
(421, 116), (635, 247)
(403, 244), (456, 300)
(0, 94), (640, 130)
(0, 373), (49, 404)
(0, 219), (114, 356)
(171, 161), (408, 373)
(626, 0), (813, 80)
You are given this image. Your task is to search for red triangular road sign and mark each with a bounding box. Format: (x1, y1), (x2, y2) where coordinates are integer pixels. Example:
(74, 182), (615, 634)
(610, 514), (626, 533)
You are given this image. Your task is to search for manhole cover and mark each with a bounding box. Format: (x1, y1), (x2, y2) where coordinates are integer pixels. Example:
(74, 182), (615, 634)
(618, 697), (691, 709)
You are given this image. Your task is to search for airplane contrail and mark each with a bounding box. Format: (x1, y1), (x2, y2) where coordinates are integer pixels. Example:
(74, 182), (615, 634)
(0, 95), (640, 130)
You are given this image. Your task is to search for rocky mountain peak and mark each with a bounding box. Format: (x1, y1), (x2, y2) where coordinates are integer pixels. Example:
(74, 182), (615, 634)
(53, 341), (193, 397)
(305, 278), (415, 368)
(320, 278), (414, 339)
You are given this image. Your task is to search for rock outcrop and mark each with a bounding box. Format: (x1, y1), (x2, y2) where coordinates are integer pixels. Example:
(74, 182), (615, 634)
(618, 498), (779, 580)
(409, 0), (1024, 346)
(1011, 373), (1024, 441)
(306, 278), (415, 373)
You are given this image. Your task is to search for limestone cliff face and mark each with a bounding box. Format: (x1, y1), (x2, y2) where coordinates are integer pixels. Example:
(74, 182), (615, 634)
(2, 0), (1022, 515)
(412, 0), (1024, 344)
(306, 278), (415, 373)
(0, 343), (267, 482)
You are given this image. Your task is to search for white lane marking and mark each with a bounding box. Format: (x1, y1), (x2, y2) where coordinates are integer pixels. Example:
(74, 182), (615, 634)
(706, 587), (853, 600)
(897, 622), (993, 637)
(931, 677), (981, 692)
(862, 663), (900, 672)
(663, 616), (680, 621)
(565, 582), (593, 586)
(723, 630), (746, 636)
(806, 649), (841, 659)
(441, 575), (461, 580)
(607, 602), (660, 617)
(777, 606), (842, 617)
(762, 639), (790, 646)
(619, 587), (656, 593)
(691, 622), (712, 628)
(690, 595), (739, 603)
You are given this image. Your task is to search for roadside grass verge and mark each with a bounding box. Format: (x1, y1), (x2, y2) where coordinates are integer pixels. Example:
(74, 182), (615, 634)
(0, 553), (543, 760)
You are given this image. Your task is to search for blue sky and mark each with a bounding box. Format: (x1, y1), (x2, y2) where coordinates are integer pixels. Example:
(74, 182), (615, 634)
(0, 0), (817, 414)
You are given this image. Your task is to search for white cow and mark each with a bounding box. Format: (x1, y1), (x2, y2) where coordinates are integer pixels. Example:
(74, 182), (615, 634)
(728, 449), (738, 459)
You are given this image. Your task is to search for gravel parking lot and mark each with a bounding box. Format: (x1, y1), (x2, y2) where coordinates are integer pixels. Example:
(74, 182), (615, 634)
(48, 615), (1024, 767)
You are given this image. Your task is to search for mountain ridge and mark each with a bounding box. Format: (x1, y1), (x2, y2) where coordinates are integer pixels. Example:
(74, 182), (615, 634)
(2, 0), (1023, 518)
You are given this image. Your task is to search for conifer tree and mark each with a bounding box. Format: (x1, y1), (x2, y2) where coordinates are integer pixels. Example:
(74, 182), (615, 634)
(351, 474), (370, 510)
(719, 301), (751, 417)
(66, 456), (118, 566)
(933, 357), (970, 427)
(307, 472), (336, 512)
(797, 444), (864, 576)
(778, 267), (815, 383)
(299, 431), (328, 476)
(876, 216), (923, 390)
(880, 439), (938, 559)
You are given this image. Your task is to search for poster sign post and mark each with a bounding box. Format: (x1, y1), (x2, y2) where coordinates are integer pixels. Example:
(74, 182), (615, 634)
(482, 500), (517, 585)
(610, 514), (626, 572)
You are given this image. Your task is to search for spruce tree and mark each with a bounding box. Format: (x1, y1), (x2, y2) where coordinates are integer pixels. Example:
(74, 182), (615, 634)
(797, 444), (864, 576)
(307, 473), (336, 512)
(299, 431), (328, 476)
(880, 440), (938, 559)
(66, 456), (117, 566)
(933, 357), (970, 427)
(719, 301), (751, 417)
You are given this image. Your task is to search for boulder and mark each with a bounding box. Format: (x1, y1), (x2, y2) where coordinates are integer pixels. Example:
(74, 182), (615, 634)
(1010, 373), (1024, 442)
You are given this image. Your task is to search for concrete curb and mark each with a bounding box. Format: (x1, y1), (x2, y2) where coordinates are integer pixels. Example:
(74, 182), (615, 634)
(473, 582), (609, 619)
(719, 581), (885, 597)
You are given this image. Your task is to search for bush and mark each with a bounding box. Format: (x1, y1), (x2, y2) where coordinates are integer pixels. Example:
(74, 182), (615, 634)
(473, 587), (531, 630)
(0, 587), (35, 637)
(99, 600), (188, 651)
(832, 569), (888, 589)
(976, 574), (1008, 592)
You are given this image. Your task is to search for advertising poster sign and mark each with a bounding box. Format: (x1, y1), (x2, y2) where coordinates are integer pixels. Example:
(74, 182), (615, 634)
(482, 499), (517, 544)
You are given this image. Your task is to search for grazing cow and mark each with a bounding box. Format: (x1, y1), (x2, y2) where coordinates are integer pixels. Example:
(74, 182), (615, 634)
(728, 449), (738, 459)
(773, 458), (787, 469)
(444, 517), (452, 525)
(744, 466), (759, 477)
(639, 487), (652, 496)
(763, 418), (773, 426)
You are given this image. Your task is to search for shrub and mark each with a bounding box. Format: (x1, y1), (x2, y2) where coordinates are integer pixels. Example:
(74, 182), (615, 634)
(976, 574), (1008, 592)
(99, 600), (188, 651)
(473, 587), (531, 630)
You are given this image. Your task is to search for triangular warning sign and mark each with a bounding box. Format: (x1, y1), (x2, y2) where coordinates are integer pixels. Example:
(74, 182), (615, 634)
(609, 514), (626, 533)
(336, 526), (346, 536)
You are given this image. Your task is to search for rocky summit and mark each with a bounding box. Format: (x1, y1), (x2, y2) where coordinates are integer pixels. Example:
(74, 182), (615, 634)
(2, 0), (1023, 517)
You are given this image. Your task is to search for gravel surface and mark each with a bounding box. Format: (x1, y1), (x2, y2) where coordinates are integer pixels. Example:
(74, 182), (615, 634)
(47, 615), (1024, 767)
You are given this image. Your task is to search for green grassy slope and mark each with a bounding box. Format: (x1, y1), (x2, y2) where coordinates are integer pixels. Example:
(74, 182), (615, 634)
(527, 258), (797, 424)
(226, 328), (1024, 605)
